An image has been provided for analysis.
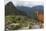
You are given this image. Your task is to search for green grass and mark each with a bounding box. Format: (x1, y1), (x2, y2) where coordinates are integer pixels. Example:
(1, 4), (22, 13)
(5, 15), (38, 30)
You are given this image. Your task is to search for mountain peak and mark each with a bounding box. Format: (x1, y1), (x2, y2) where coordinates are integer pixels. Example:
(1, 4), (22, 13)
(6, 1), (13, 5)
(5, 1), (15, 7)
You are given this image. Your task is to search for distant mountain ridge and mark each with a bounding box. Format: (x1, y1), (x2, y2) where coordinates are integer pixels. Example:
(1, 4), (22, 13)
(32, 5), (44, 12)
(16, 5), (44, 18)
(5, 2), (44, 18)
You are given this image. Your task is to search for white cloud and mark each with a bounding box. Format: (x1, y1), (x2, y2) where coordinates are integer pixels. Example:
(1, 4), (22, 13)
(4, 0), (11, 4)
(5, 0), (44, 7)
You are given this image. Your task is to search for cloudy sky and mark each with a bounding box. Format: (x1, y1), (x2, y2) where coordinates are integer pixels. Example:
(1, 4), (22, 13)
(5, 0), (44, 7)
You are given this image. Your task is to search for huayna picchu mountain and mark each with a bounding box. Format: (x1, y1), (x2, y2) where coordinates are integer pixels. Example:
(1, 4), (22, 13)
(5, 2), (16, 15)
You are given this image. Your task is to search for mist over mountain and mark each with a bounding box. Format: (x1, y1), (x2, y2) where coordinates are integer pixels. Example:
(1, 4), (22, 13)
(5, 2), (44, 18)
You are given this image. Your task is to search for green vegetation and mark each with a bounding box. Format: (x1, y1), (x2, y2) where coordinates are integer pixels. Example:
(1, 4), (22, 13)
(5, 15), (38, 30)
